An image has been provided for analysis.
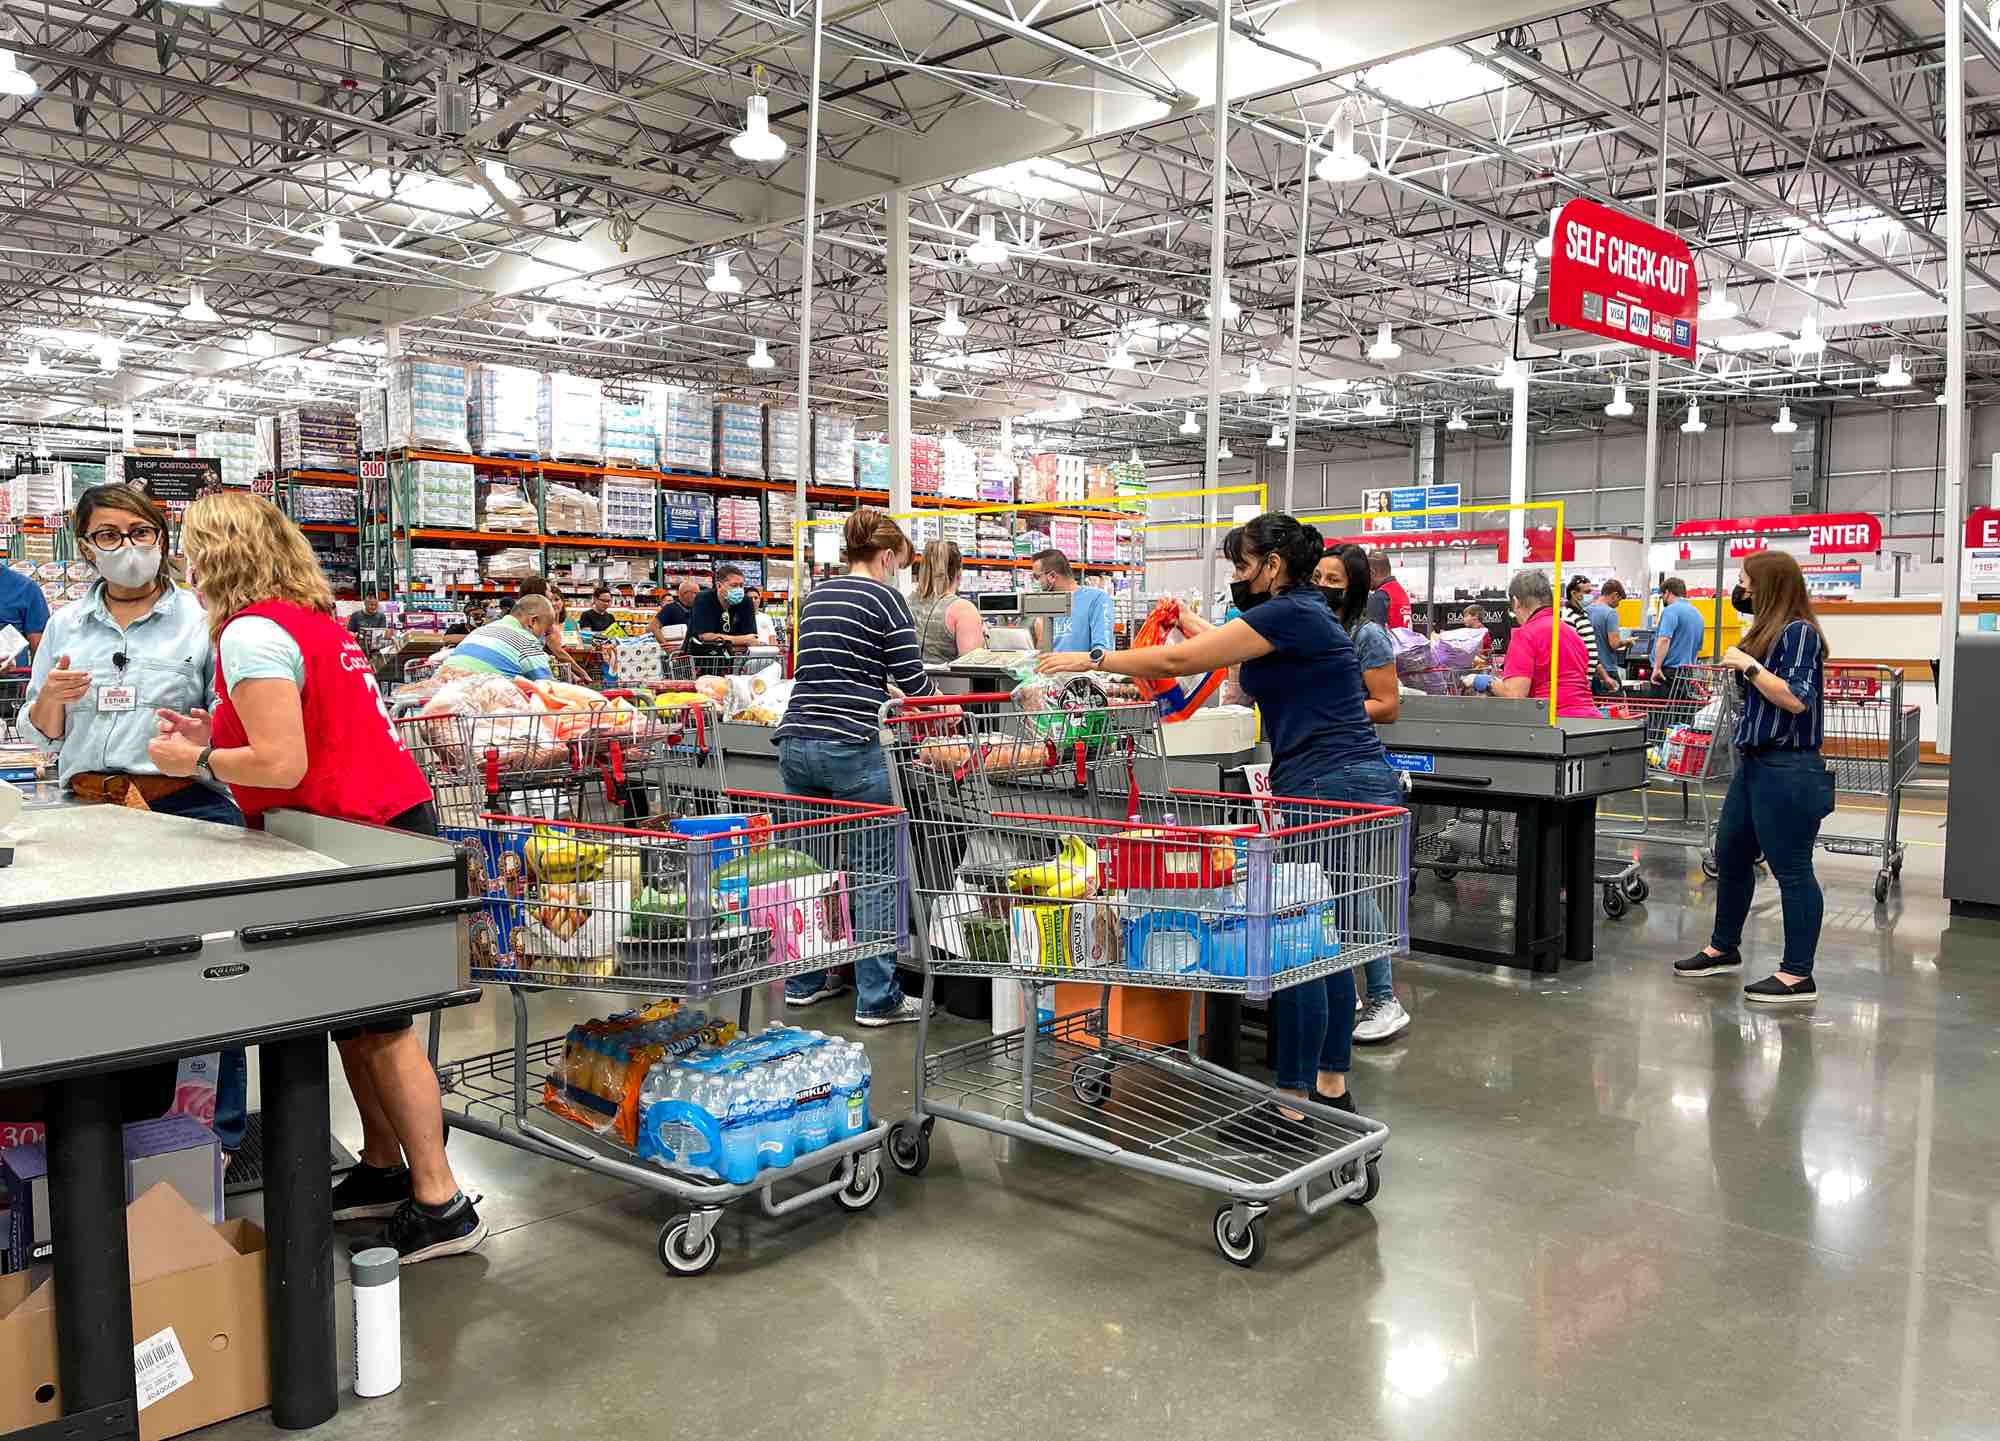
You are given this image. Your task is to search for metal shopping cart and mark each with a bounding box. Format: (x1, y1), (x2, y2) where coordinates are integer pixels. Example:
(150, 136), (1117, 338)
(665, 647), (789, 685)
(880, 689), (1405, 1268)
(1599, 664), (1745, 884)
(1820, 664), (1920, 904)
(0, 665), (28, 741)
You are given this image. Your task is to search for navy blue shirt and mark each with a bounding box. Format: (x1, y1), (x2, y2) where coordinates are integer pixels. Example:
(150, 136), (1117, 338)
(1237, 587), (1386, 793)
(1734, 619), (1825, 751)
(686, 587), (759, 653)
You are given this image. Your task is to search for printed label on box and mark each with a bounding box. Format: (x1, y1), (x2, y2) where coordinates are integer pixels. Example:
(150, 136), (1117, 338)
(134, 1326), (195, 1411)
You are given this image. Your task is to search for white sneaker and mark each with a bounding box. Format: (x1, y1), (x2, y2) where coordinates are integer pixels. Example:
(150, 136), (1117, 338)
(856, 994), (935, 1028)
(1354, 996), (1411, 1044)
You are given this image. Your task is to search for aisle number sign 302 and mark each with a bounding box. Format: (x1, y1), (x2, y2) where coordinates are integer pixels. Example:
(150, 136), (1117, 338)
(1547, 196), (1699, 361)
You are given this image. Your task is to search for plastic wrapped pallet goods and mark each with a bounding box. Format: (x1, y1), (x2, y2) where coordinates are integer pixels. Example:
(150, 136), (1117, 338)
(662, 489), (716, 542)
(253, 415), (278, 474)
(602, 387), (660, 469)
(767, 406), (802, 483)
(402, 459), (477, 528)
(978, 447), (1016, 502)
(539, 372), (605, 463)
(975, 515), (1010, 560)
(386, 358), (471, 452)
(1085, 463), (1115, 500)
(1048, 517), (1083, 557)
(854, 438), (890, 491)
(279, 408), (360, 473)
(3, 472), (65, 519)
(765, 490), (798, 550)
(1013, 523), (1049, 558)
(717, 494), (763, 544)
(486, 547), (543, 580)
(469, 364), (541, 455)
(1085, 520), (1118, 564)
(1111, 456), (1147, 498)
(1016, 452), (1051, 504)
(481, 481), (540, 533)
(906, 514), (942, 548)
(659, 388), (715, 472)
(196, 430), (260, 489)
(940, 435), (978, 500)
(359, 387), (388, 453)
(813, 413), (856, 486)
(291, 485), (359, 523)
(909, 435), (942, 497)
(409, 546), (481, 589)
(601, 480), (656, 538)
(715, 400), (765, 478)
(543, 481), (601, 535)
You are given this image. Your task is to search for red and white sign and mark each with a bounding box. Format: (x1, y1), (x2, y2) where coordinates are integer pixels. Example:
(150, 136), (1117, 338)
(1325, 527), (1577, 563)
(1547, 197), (1699, 360)
(359, 459), (388, 481)
(1964, 506), (2000, 549)
(1672, 512), (1882, 555)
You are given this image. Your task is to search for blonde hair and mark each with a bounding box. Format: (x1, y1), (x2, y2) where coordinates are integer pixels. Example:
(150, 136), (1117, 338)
(915, 540), (963, 602)
(178, 491), (334, 643)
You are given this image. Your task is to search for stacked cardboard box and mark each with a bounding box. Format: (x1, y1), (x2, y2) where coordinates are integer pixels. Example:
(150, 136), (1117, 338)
(401, 459), (476, 528)
(601, 481), (656, 538)
(813, 413), (856, 485)
(278, 408), (359, 473)
(602, 388), (658, 469)
(196, 431), (260, 488)
(767, 406), (802, 483)
(659, 389), (715, 471)
(854, 439), (890, 491)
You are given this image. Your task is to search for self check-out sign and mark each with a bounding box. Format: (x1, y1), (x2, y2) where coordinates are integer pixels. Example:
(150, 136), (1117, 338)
(1547, 196), (1699, 361)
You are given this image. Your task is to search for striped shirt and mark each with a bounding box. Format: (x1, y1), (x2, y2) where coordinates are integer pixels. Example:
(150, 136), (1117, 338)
(776, 576), (933, 745)
(440, 615), (554, 682)
(1734, 619), (1825, 751)
(1564, 605), (1602, 676)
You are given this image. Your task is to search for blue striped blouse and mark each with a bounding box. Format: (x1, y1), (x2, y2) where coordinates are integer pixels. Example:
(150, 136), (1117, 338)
(1734, 619), (1825, 751)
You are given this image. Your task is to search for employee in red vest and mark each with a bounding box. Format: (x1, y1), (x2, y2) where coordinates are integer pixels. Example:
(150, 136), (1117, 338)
(146, 491), (485, 1266)
(1363, 550), (1412, 630)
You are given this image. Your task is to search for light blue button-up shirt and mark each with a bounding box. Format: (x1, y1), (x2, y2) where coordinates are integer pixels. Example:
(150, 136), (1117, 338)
(18, 583), (220, 791)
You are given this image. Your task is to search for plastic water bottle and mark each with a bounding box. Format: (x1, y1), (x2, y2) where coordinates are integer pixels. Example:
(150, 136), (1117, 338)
(756, 1060), (797, 1171)
(835, 1044), (872, 1139)
(794, 1050), (835, 1155)
(719, 1074), (760, 1184)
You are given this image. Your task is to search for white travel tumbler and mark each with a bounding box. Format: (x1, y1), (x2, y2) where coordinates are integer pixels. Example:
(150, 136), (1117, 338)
(350, 1246), (402, 1397)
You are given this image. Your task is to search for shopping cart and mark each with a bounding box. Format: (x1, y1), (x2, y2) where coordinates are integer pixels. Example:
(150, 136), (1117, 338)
(1820, 664), (1920, 903)
(664, 647), (789, 684)
(1599, 664), (1744, 883)
(881, 690), (1404, 1268)
(0, 665), (28, 741)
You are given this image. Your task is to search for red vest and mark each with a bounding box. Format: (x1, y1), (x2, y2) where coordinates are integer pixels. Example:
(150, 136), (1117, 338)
(211, 600), (433, 827)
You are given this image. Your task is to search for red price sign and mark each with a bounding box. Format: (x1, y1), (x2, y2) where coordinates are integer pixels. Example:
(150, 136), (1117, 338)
(1547, 197), (1699, 360)
(1965, 506), (2000, 549)
(1674, 513), (1882, 555)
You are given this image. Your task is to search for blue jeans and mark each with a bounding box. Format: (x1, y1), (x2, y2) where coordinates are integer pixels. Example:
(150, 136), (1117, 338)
(1271, 758), (1405, 1091)
(776, 738), (905, 1017)
(1710, 747), (1826, 976)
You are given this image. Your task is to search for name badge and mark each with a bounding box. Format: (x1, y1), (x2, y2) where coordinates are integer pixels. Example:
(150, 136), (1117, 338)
(97, 684), (137, 713)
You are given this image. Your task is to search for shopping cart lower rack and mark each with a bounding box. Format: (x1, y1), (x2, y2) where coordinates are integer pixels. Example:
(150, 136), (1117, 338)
(882, 692), (1405, 1267)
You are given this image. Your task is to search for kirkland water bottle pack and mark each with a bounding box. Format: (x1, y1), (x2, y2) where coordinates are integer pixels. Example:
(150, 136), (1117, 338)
(637, 1026), (871, 1184)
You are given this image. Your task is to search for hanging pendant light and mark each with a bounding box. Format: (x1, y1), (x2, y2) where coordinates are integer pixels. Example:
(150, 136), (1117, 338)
(1878, 353), (1911, 390)
(1604, 382), (1633, 418)
(179, 284), (219, 323)
(1267, 425), (1286, 447)
(1772, 406), (1798, 434)
(0, 50), (38, 99)
(1243, 363), (1266, 396)
(1699, 278), (1740, 322)
(1446, 409), (1469, 432)
(705, 253), (742, 295)
(524, 305), (558, 339)
(311, 221), (355, 266)
(747, 338), (774, 370)
(966, 214), (1008, 266)
(1315, 108), (1369, 184)
(1178, 410), (1199, 435)
(729, 93), (787, 163)
(915, 371), (942, 399)
(937, 299), (968, 340)
(1535, 205), (1562, 260)
(1681, 402), (1707, 434)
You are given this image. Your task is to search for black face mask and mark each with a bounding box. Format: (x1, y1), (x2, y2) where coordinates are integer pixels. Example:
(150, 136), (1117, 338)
(1318, 585), (1345, 612)
(1230, 579), (1269, 613)
(1731, 584), (1755, 615)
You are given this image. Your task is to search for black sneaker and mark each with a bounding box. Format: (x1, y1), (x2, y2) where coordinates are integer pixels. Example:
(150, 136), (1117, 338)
(1216, 1102), (1316, 1152)
(1744, 974), (1818, 1005)
(1674, 948), (1742, 978)
(375, 1194), (488, 1264)
(1311, 1089), (1357, 1115)
(331, 1162), (412, 1221)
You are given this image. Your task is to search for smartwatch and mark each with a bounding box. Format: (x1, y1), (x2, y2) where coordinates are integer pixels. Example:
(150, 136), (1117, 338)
(1744, 662), (1763, 680)
(195, 743), (216, 782)
(1088, 645), (1106, 668)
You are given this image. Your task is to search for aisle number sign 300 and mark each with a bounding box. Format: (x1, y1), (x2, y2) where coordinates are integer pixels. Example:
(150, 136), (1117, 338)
(1547, 196), (1699, 361)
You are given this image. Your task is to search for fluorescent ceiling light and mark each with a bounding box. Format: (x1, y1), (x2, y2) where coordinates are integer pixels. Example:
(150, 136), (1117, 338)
(1713, 330), (1788, 353)
(1316, 109), (1370, 184)
(1698, 279), (1739, 322)
(1681, 402), (1707, 434)
(915, 371), (942, 400)
(962, 158), (1104, 203)
(0, 50), (37, 99)
(705, 253), (742, 295)
(1535, 206), (1560, 260)
(937, 299), (967, 340)
(524, 305), (558, 339)
(1365, 49), (1503, 109)
(729, 94), (787, 164)
(1604, 382), (1633, 417)
(1368, 322), (1402, 362)
(1772, 406), (1797, 434)
(1446, 409), (1469, 431)
(1178, 410), (1199, 435)
(1267, 425), (1286, 447)
(403, 175), (487, 214)
(1243, 363), (1266, 396)
(747, 338), (774, 370)
(179, 285), (219, 323)
(311, 221), (355, 267)
(1878, 353), (1911, 390)
(966, 214), (1009, 267)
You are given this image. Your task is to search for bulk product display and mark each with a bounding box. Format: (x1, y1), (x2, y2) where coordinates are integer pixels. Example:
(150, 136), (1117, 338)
(1, 472), (64, 520)
(908, 435), (942, 497)
(603, 388), (660, 470)
(543, 482), (601, 536)
(855, 438), (891, 491)
(879, 689), (1403, 1267)
(716, 495), (763, 545)
(601, 480), (658, 539)
(400, 458), (478, 528)
(663, 489), (717, 543)
(386, 358), (472, 452)
(715, 401), (765, 479)
(253, 415), (278, 473)
(195, 431), (260, 489)
(481, 480), (540, 532)
(765, 490), (798, 549)
(813, 414), (855, 486)
(278, 407), (360, 473)
(360, 386), (388, 453)
(767, 406), (802, 483)
(469, 363), (542, 455)
(539, 372), (605, 464)
(289, 484), (358, 524)
(394, 691), (895, 1275)
(940, 436), (978, 500)
(408, 545), (481, 590)
(660, 389), (716, 472)
(978, 448), (1017, 503)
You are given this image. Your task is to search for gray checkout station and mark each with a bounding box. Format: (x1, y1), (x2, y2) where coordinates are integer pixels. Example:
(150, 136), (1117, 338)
(1945, 632), (2000, 917)
(0, 800), (478, 1440)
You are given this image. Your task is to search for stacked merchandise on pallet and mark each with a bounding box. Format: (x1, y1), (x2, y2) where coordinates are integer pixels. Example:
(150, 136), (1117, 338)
(716, 495), (763, 545)
(409, 546), (481, 590)
(403, 459), (477, 528)
(977, 448), (1016, 503)
(854, 439), (890, 491)
(715, 401), (765, 478)
(254, 416), (278, 475)
(1084, 463), (1114, 500)
(908, 436), (942, 497)
(1110, 456), (1147, 499)
(1084, 520), (1118, 564)
(813, 413), (856, 486)
(806, 507), (848, 566)
(310, 534), (359, 594)
(1016, 452), (1054, 504)
(539, 372), (605, 463)
(386, 359), (471, 452)
(196, 431), (260, 489)
(359, 388), (388, 453)
(291, 485), (358, 524)
(660, 389), (715, 472)
(1051, 453), (1086, 503)
(1013, 522), (1050, 558)
(662, 489), (716, 543)
(279, 408), (360, 472)
(601, 481), (656, 538)
(481, 481), (540, 533)
(1116, 522), (1142, 564)
(767, 406), (802, 483)
(905, 514), (942, 548)
(939, 435), (978, 500)
(469, 364), (541, 455)
(602, 388), (659, 469)
(543, 482), (601, 535)
(486, 548), (543, 582)
(765, 490), (798, 551)
(1048, 517), (1083, 558)
(2, 471), (65, 520)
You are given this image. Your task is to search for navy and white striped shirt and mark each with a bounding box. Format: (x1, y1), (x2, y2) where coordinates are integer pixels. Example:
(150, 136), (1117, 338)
(1734, 619), (1825, 751)
(775, 575), (933, 746)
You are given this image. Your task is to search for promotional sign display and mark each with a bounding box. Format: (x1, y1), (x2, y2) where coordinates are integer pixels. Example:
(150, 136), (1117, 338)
(1672, 512), (1883, 556)
(1547, 197), (1699, 360)
(1326, 527), (1576, 564)
(1964, 505), (2000, 550)
(126, 455), (222, 503)
(1359, 484), (1464, 535)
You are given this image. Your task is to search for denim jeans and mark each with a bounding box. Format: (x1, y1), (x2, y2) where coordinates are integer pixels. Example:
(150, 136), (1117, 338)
(776, 737), (905, 1017)
(150, 784), (251, 1146)
(1271, 758), (1406, 1091)
(1710, 747), (1826, 976)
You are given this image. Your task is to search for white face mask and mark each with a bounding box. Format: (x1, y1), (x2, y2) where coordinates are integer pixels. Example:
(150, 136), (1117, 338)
(94, 544), (158, 591)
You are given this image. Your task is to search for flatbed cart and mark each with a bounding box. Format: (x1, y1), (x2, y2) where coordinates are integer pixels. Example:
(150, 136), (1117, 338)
(881, 690), (1405, 1267)
(1820, 664), (1920, 903)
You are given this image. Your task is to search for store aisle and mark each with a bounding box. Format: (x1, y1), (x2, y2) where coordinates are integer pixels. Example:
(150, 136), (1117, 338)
(215, 828), (2000, 1441)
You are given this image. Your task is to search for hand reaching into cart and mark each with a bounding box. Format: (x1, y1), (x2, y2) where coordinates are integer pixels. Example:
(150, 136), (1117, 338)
(1036, 651), (1096, 674)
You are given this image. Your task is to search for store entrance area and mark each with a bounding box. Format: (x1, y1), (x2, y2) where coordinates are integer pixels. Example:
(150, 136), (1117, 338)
(199, 799), (1998, 1441)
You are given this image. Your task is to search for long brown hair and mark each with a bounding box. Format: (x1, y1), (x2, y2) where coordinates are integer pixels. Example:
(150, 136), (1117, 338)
(1737, 550), (1827, 661)
(914, 540), (962, 601)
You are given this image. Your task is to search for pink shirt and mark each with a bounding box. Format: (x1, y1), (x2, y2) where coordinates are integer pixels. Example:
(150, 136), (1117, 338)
(1502, 607), (1601, 719)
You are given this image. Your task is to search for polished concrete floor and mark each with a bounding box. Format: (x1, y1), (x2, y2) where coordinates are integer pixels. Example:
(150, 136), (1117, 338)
(216, 786), (2000, 1441)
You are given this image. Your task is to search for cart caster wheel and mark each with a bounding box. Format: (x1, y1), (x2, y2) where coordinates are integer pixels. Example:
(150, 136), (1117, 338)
(1070, 1056), (1113, 1107)
(833, 1160), (883, 1212)
(1433, 867), (1459, 883)
(1625, 876), (1650, 903)
(1602, 884), (1628, 919)
(658, 1215), (719, 1277)
(1700, 850), (1719, 879)
(1874, 872), (1890, 905)
(1344, 1157), (1382, 1207)
(1212, 1206), (1267, 1268)
(888, 1120), (931, 1176)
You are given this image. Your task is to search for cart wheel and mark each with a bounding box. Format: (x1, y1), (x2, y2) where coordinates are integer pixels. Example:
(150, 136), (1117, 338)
(1212, 1207), (1267, 1268)
(833, 1160), (883, 1212)
(1602, 884), (1628, 919)
(1070, 1056), (1113, 1107)
(1700, 850), (1719, 879)
(1344, 1157), (1382, 1207)
(1625, 876), (1650, 904)
(1874, 872), (1890, 905)
(888, 1120), (931, 1176)
(1433, 866), (1459, 883)
(657, 1216), (719, 1277)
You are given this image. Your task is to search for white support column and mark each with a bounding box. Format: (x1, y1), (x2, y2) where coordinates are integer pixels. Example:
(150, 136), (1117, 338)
(1508, 375), (1529, 564)
(887, 190), (912, 518)
(1201, 0), (1230, 607)
(1283, 112), (1310, 514)
(1640, 45), (1672, 610)
(793, 0), (825, 582)
(1938, 0), (1968, 756)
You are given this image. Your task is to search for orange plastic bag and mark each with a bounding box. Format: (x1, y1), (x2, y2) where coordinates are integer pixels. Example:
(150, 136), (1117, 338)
(1130, 600), (1225, 721)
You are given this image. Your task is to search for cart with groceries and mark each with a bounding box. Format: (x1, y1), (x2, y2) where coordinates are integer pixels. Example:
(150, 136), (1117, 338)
(1599, 663), (1744, 883)
(397, 670), (898, 1277)
(880, 685), (1406, 1267)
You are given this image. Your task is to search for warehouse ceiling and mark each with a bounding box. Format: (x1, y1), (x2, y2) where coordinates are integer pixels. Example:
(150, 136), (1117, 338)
(1, 0), (1997, 458)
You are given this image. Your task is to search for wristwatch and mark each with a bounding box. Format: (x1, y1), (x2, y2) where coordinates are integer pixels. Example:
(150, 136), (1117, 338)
(1744, 661), (1764, 680)
(1087, 645), (1106, 668)
(195, 743), (216, 782)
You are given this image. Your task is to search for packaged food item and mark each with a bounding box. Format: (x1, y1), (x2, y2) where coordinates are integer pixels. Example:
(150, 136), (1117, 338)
(1008, 901), (1119, 975)
(1006, 835), (1100, 898)
(543, 1001), (739, 1146)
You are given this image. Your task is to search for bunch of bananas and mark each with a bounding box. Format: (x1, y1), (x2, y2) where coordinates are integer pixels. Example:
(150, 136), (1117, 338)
(526, 826), (610, 884)
(1008, 836), (1100, 899)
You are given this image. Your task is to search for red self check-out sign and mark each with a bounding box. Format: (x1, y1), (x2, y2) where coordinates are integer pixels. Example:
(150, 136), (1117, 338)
(1547, 197), (1699, 361)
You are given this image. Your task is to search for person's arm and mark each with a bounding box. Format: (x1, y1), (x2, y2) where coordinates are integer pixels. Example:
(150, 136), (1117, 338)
(1361, 663), (1400, 723)
(1652, 613), (1673, 671)
(150, 677), (308, 788)
(880, 594), (933, 697)
(946, 598), (985, 657)
(22, 587), (48, 656)
(690, 595), (729, 646)
(1481, 630), (1535, 700)
(1086, 589), (1114, 654)
(20, 630), (84, 743)
(1041, 617), (1272, 679)
(1723, 624), (1818, 715)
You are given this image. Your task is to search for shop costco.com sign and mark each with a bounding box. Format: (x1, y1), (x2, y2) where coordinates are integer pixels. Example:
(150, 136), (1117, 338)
(1547, 197), (1699, 361)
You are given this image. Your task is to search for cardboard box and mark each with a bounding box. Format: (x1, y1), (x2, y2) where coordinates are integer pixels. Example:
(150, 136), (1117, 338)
(0, 1183), (271, 1440)
(4, 1116), (222, 1272)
